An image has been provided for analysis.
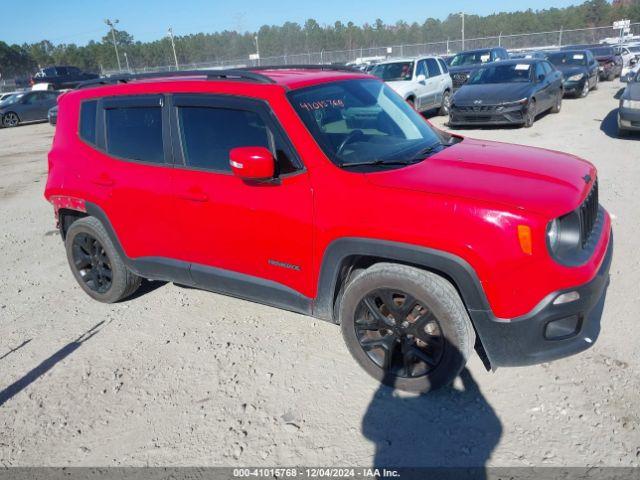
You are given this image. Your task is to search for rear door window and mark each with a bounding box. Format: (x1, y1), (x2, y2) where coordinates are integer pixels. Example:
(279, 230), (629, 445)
(104, 97), (164, 164)
(425, 58), (441, 77)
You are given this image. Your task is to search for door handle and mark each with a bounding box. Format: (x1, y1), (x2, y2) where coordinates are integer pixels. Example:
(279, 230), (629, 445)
(178, 190), (208, 202)
(93, 174), (115, 187)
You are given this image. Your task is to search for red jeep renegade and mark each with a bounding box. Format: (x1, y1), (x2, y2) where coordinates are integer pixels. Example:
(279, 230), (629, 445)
(45, 67), (612, 393)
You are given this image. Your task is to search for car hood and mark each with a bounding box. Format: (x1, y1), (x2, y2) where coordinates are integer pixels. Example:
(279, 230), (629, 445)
(554, 65), (587, 77)
(623, 82), (640, 100)
(0, 100), (17, 110)
(452, 83), (533, 105)
(385, 80), (414, 96)
(596, 55), (616, 63)
(448, 65), (478, 75)
(365, 137), (595, 217)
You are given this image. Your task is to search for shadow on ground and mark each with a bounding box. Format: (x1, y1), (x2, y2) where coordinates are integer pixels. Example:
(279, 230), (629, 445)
(0, 322), (104, 406)
(362, 367), (502, 476)
(600, 108), (640, 140)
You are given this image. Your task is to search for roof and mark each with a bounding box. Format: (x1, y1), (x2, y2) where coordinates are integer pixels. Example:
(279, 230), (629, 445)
(251, 68), (371, 89)
(75, 66), (373, 93)
(375, 56), (442, 65)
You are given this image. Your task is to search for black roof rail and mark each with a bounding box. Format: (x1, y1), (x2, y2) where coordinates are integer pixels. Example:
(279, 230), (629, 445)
(76, 68), (276, 90)
(249, 64), (361, 73)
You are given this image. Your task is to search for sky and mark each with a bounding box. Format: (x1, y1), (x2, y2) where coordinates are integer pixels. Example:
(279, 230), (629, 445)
(2, 0), (586, 46)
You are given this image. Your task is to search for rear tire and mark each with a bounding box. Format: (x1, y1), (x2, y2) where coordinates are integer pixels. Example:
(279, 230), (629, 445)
(65, 217), (141, 303)
(339, 263), (475, 394)
(592, 75), (599, 91)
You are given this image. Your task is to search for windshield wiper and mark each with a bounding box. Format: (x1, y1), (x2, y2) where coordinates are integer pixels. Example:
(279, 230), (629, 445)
(408, 142), (449, 161)
(339, 158), (422, 168)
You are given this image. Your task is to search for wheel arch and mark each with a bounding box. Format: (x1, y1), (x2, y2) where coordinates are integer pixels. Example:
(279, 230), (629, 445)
(58, 208), (88, 240)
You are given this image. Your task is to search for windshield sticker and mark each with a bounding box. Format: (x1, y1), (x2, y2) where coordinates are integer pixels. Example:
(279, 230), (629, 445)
(514, 64), (530, 71)
(573, 54), (585, 60)
(299, 99), (345, 111)
(480, 54), (491, 62)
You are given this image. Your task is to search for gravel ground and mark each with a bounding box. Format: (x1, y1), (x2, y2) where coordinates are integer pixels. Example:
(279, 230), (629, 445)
(0, 79), (639, 468)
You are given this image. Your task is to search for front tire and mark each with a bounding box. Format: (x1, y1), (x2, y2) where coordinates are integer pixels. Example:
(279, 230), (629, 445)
(439, 90), (451, 116)
(65, 217), (141, 303)
(2, 112), (20, 128)
(551, 91), (562, 114)
(339, 263), (475, 394)
(523, 99), (536, 128)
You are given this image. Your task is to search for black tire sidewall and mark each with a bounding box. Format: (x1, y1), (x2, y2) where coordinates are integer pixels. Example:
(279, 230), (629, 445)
(339, 265), (472, 393)
(65, 218), (130, 303)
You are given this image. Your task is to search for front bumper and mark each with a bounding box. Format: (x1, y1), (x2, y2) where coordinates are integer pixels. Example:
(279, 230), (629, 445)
(563, 78), (587, 95)
(471, 232), (613, 368)
(618, 107), (640, 131)
(449, 104), (526, 126)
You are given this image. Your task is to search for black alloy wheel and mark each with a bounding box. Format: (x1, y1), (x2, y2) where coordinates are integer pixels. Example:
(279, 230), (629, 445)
(354, 288), (445, 378)
(71, 233), (113, 294)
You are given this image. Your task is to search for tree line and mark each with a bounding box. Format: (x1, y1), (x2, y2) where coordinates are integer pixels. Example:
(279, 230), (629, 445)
(1, 0), (639, 78)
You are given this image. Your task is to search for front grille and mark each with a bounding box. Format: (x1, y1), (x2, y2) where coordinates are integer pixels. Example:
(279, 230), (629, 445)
(579, 179), (599, 248)
(455, 105), (499, 112)
(453, 73), (468, 87)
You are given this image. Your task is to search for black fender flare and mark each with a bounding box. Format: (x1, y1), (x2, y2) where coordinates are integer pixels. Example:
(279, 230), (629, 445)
(312, 237), (491, 323)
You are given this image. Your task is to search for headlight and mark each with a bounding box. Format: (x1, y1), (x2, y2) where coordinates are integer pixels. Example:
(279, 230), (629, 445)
(547, 219), (560, 251)
(568, 73), (585, 81)
(622, 99), (640, 109)
(500, 98), (529, 107)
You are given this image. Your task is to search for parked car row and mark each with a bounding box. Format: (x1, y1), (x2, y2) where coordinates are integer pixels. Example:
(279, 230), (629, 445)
(364, 41), (638, 134)
(0, 90), (60, 128)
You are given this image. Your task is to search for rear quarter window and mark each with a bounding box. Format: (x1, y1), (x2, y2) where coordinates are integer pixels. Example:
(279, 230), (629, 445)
(79, 100), (98, 146)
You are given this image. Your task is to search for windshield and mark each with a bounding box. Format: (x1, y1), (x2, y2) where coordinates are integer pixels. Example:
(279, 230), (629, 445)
(548, 52), (587, 66)
(450, 50), (492, 67)
(468, 63), (533, 84)
(592, 47), (614, 57)
(370, 62), (414, 81)
(629, 46), (640, 53)
(288, 79), (443, 168)
(0, 93), (24, 105)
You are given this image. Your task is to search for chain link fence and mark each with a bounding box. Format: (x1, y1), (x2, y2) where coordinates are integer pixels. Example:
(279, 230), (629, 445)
(99, 22), (640, 76)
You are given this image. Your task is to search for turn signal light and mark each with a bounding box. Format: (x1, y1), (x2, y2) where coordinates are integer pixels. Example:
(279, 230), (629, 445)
(517, 225), (533, 255)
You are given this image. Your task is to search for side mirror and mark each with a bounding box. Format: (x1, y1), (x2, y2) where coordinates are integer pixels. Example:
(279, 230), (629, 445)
(416, 74), (426, 83)
(538, 74), (546, 82)
(229, 146), (275, 181)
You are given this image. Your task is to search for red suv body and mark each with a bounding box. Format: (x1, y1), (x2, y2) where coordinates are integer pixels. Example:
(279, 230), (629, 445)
(45, 68), (612, 392)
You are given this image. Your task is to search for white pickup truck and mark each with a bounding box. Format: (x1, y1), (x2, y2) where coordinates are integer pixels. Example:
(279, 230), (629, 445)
(370, 56), (453, 115)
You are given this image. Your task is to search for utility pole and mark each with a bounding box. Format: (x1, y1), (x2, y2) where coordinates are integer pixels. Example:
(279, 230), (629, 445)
(460, 12), (465, 51)
(104, 19), (122, 71)
(559, 25), (563, 47)
(124, 51), (131, 72)
(168, 27), (179, 70)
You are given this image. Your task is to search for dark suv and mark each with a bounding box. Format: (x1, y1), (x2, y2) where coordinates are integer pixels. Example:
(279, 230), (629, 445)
(45, 67), (612, 393)
(447, 47), (510, 89)
(32, 65), (99, 89)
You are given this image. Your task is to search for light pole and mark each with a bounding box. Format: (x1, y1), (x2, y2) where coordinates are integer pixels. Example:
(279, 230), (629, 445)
(104, 18), (122, 71)
(460, 12), (465, 51)
(168, 27), (179, 70)
(254, 34), (260, 66)
(124, 52), (131, 72)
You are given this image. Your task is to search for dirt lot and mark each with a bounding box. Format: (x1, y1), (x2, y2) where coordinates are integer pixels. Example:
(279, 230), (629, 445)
(0, 80), (639, 468)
